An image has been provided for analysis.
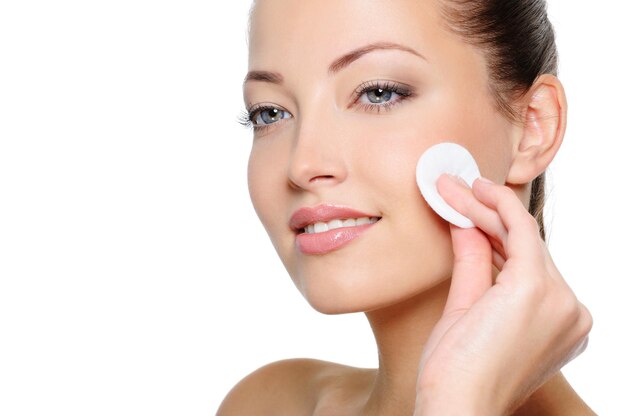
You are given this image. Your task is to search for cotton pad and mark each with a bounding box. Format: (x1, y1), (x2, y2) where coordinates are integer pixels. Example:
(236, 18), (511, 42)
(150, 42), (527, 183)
(416, 142), (482, 228)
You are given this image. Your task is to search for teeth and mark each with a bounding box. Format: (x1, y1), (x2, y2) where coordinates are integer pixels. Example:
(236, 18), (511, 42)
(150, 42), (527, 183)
(328, 219), (343, 230)
(355, 217), (370, 226)
(343, 218), (356, 227)
(313, 222), (329, 233)
(302, 217), (379, 234)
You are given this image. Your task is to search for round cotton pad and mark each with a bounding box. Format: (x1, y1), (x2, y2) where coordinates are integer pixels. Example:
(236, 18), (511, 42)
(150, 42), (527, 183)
(416, 142), (482, 228)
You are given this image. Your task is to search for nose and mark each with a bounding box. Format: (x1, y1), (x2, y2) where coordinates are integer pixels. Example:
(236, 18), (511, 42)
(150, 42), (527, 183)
(286, 111), (348, 191)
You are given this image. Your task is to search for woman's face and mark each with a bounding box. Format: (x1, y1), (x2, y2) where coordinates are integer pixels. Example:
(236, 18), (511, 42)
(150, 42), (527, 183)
(244, 0), (515, 314)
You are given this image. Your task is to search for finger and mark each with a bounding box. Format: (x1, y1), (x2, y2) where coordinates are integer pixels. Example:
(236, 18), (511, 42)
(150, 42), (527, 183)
(436, 174), (508, 261)
(487, 234), (506, 265)
(492, 246), (505, 271)
(442, 223), (494, 316)
(470, 177), (544, 262)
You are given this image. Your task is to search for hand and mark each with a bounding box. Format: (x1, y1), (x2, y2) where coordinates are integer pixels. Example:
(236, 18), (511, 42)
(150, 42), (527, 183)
(413, 174), (593, 416)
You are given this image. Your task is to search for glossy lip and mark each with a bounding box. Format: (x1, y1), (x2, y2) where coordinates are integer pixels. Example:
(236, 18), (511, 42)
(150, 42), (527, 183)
(295, 222), (379, 255)
(289, 204), (380, 232)
(289, 204), (382, 255)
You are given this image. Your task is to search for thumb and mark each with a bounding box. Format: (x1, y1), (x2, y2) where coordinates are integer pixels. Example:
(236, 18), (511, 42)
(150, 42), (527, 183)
(442, 223), (494, 316)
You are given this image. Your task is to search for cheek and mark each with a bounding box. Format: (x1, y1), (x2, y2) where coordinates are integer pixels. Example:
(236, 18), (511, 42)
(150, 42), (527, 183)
(247, 144), (284, 231)
(247, 151), (264, 218)
(424, 87), (513, 180)
(352, 115), (440, 216)
(353, 121), (454, 280)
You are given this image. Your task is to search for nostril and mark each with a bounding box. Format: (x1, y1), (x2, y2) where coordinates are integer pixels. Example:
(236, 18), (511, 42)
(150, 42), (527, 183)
(310, 175), (335, 183)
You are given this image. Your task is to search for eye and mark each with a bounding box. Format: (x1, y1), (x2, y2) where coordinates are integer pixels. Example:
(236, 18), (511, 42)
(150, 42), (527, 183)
(237, 80), (414, 133)
(253, 106), (292, 126)
(364, 88), (393, 104)
(237, 105), (293, 132)
(352, 80), (414, 113)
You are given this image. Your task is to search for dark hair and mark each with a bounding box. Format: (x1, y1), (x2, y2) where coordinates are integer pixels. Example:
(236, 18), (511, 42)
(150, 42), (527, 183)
(439, 0), (558, 241)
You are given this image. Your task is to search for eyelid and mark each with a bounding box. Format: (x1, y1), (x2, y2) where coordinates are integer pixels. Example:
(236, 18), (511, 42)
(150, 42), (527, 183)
(350, 79), (414, 102)
(247, 103), (286, 116)
(242, 103), (292, 136)
(243, 79), (415, 133)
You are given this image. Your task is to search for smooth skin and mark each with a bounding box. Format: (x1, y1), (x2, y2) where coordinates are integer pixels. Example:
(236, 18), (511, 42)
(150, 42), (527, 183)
(218, 0), (594, 414)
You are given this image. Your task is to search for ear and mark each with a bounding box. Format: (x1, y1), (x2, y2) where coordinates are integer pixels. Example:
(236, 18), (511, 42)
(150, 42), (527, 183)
(506, 74), (567, 185)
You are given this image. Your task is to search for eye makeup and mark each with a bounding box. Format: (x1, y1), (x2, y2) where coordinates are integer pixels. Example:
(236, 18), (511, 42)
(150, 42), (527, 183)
(349, 79), (415, 114)
(238, 79), (416, 134)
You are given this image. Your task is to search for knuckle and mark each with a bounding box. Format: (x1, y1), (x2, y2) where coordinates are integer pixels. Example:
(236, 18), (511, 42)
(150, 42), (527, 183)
(559, 294), (581, 323)
(455, 251), (491, 267)
(467, 198), (486, 220)
(495, 190), (515, 210)
(568, 336), (590, 363)
(500, 184), (517, 199)
(520, 215), (543, 245)
(578, 336), (590, 355)
(578, 302), (594, 335)
(497, 185), (541, 233)
(557, 295), (593, 335)
(493, 184), (514, 204)
(521, 211), (540, 232)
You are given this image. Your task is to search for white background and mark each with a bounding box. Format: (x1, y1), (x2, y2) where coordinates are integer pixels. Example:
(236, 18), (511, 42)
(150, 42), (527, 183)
(0, 1), (624, 415)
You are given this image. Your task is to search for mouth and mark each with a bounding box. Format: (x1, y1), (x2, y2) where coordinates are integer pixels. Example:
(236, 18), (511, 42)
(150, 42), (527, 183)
(294, 216), (382, 255)
(289, 204), (382, 255)
(296, 216), (382, 235)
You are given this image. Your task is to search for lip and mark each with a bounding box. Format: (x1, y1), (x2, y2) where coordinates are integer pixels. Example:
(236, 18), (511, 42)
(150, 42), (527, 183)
(289, 204), (381, 255)
(289, 204), (379, 231)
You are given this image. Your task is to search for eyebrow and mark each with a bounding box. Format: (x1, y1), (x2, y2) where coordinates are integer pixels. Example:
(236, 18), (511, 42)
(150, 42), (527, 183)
(242, 41), (426, 88)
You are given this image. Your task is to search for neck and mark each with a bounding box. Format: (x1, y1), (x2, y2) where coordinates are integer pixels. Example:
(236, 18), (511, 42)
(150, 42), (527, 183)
(361, 278), (451, 415)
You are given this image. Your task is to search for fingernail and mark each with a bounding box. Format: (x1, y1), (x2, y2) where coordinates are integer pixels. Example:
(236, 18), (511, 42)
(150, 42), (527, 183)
(445, 173), (469, 188)
(477, 176), (495, 185)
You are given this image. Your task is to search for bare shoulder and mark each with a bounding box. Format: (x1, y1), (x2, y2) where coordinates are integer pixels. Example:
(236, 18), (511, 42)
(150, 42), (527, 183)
(216, 357), (347, 416)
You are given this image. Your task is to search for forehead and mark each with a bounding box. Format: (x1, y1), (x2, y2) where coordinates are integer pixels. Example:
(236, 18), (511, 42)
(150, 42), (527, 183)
(247, 0), (447, 68)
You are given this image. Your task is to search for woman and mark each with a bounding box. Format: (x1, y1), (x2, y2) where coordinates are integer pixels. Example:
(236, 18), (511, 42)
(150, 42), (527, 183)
(218, 0), (594, 414)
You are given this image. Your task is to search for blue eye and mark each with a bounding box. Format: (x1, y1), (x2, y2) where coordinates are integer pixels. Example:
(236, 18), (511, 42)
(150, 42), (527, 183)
(237, 80), (414, 133)
(352, 80), (414, 113)
(365, 88), (393, 104)
(237, 105), (292, 132)
(254, 106), (293, 126)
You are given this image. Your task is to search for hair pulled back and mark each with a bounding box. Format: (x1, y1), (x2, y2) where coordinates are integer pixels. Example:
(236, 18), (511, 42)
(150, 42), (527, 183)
(439, 0), (559, 241)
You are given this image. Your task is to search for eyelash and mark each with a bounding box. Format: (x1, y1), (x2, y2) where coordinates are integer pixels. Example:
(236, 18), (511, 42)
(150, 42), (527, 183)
(237, 80), (414, 134)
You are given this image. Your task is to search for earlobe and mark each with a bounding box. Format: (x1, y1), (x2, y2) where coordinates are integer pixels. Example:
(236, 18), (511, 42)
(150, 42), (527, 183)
(506, 74), (567, 185)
